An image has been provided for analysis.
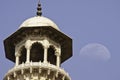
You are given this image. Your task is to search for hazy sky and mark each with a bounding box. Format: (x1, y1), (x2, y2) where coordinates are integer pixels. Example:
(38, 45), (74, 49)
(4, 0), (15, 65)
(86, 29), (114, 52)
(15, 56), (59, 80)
(0, 0), (120, 80)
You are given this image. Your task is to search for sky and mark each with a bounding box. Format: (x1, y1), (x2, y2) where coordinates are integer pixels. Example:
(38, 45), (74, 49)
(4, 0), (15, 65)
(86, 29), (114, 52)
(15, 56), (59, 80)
(0, 0), (120, 80)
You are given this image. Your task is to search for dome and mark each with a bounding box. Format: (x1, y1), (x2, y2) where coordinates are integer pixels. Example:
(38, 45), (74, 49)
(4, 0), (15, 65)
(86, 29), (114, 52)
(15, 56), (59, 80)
(20, 16), (59, 30)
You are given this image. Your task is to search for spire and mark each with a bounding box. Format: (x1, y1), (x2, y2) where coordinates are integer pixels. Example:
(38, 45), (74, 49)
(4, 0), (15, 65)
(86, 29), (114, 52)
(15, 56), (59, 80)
(37, 0), (42, 16)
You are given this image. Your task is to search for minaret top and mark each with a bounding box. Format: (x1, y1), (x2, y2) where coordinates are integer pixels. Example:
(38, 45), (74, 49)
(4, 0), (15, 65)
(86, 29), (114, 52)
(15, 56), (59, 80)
(36, 0), (42, 16)
(19, 0), (60, 30)
(3, 1), (72, 80)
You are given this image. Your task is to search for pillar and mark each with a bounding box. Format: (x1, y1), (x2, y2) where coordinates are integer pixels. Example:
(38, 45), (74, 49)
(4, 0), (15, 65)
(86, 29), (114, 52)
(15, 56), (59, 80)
(7, 76), (10, 80)
(25, 40), (32, 63)
(44, 46), (48, 63)
(43, 39), (49, 63)
(15, 51), (20, 66)
(15, 56), (19, 66)
(55, 49), (61, 67)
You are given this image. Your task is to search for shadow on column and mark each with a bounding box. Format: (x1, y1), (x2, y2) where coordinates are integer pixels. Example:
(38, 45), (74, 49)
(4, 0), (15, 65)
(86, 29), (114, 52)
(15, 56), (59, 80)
(47, 46), (56, 65)
(19, 46), (27, 64)
(30, 42), (44, 62)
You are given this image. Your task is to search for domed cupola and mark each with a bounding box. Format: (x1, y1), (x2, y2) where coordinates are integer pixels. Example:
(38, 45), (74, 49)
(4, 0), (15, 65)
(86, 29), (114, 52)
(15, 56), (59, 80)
(20, 1), (59, 30)
(20, 16), (60, 30)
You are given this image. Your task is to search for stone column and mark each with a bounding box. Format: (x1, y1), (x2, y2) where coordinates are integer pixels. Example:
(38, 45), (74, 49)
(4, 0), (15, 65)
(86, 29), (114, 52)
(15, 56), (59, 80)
(7, 76), (10, 80)
(55, 49), (61, 67)
(15, 52), (20, 66)
(43, 39), (49, 63)
(25, 40), (32, 63)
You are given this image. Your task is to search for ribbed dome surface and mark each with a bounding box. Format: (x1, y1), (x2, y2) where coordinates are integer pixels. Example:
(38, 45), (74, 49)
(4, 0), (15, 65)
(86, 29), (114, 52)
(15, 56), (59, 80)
(20, 16), (59, 30)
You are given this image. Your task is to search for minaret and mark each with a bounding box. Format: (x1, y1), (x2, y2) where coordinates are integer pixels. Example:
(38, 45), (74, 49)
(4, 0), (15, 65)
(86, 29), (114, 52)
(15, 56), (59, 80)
(3, 1), (72, 80)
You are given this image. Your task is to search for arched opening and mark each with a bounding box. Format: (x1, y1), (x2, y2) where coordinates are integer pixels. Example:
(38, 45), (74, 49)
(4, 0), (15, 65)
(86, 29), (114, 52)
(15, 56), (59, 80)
(30, 42), (44, 62)
(47, 46), (56, 65)
(19, 46), (27, 64)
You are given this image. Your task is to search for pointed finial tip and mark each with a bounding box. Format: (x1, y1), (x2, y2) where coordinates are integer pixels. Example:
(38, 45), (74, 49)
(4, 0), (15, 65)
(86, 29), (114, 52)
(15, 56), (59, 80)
(37, 0), (42, 16)
(38, 0), (40, 3)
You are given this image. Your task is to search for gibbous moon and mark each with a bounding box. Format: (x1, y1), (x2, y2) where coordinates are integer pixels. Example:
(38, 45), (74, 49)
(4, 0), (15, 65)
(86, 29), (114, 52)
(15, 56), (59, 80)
(80, 43), (111, 61)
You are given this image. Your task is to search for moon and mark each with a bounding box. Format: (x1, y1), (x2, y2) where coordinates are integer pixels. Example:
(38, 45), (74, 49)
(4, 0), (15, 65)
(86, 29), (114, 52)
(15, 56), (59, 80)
(80, 43), (111, 61)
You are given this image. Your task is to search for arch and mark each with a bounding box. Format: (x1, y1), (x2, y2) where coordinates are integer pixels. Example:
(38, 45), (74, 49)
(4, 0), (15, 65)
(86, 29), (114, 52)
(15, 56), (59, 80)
(19, 46), (27, 64)
(47, 45), (56, 65)
(30, 42), (44, 62)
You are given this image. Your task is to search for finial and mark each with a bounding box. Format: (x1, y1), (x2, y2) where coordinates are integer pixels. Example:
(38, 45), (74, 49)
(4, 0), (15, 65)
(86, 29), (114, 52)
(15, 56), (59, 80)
(37, 0), (42, 16)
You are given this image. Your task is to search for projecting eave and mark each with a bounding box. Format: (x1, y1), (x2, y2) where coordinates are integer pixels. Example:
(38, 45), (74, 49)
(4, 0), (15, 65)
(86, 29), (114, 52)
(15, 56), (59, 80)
(4, 26), (72, 64)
